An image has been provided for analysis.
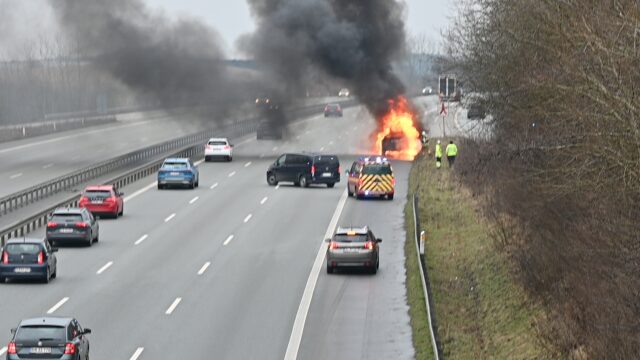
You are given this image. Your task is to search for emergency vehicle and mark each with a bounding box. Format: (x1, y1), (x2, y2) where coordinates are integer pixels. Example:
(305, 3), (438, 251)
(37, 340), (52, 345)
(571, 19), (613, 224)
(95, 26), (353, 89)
(346, 157), (395, 200)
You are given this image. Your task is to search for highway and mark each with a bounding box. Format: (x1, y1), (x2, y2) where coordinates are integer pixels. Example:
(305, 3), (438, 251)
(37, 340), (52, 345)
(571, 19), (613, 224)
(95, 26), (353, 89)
(0, 105), (415, 359)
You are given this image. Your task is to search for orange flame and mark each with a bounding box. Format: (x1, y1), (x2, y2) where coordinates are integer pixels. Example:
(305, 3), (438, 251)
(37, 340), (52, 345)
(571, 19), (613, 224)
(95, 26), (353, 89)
(374, 96), (422, 160)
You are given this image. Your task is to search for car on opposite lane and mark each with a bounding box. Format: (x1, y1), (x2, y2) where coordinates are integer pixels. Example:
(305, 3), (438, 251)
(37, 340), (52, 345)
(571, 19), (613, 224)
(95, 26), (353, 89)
(0, 238), (58, 284)
(6, 317), (91, 360)
(326, 226), (382, 274)
(267, 153), (340, 188)
(157, 158), (199, 189)
(338, 88), (350, 97)
(46, 208), (99, 247)
(78, 185), (124, 219)
(204, 137), (233, 162)
(422, 86), (434, 95)
(347, 157), (395, 200)
(323, 103), (343, 117)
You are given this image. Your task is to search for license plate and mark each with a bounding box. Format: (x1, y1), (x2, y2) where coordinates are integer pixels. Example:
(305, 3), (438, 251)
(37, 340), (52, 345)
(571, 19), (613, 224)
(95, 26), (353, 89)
(15, 268), (31, 273)
(170, 172), (180, 176)
(322, 172), (332, 177)
(30, 347), (52, 354)
(92, 200), (103, 204)
(344, 248), (360, 253)
(60, 228), (73, 233)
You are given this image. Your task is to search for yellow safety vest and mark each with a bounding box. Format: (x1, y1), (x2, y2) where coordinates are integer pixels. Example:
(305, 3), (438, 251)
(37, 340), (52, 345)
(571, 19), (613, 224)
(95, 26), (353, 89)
(446, 144), (458, 156)
(435, 144), (443, 158)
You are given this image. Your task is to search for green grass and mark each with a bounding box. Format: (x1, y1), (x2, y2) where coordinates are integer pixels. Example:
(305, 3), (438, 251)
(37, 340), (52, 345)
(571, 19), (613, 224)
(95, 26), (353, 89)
(405, 153), (550, 359)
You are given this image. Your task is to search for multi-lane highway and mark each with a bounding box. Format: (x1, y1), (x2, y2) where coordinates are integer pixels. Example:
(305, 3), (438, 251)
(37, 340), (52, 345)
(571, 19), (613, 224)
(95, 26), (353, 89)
(0, 104), (416, 359)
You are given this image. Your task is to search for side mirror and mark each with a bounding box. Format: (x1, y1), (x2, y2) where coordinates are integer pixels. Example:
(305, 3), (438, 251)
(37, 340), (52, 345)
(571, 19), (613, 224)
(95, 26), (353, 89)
(377, 238), (383, 243)
(324, 238), (332, 243)
(83, 328), (92, 335)
(51, 248), (59, 253)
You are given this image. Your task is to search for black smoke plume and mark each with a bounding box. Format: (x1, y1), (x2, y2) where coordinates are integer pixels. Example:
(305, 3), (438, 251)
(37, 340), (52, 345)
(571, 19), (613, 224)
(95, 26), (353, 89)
(48, 0), (238, 110)
(243, 0), (408, 119)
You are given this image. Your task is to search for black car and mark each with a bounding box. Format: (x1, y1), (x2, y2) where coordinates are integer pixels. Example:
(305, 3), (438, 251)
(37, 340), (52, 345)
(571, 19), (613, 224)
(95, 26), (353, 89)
(0, 238), (58, 283)
(381, 134), (403, 155)
(6, 317), (90, 360)
(324, 103), (343, 117)
(267, 153), (340, 188)
(46, 208), (99, 247)
(256, 120), (284, 140)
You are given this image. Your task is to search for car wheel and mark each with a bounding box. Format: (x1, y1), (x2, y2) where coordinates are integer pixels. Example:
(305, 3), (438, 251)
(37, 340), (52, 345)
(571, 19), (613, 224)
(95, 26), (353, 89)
(87, 233), (93, 247)
(43, 267), (50, 283)
(267, 174), (278, 186)
(157, 183), (163, 190)
(189, 181), (195, 189)
(227, 156), (232, 162)
(356, 187), (364, 200)
(327, 183), (335, 188)
(119, 206), (124, 217)
(195, 179), (199, 188)
(299, 175), (309, 188)
(388, 194), (394, 200)
(347, 185), (353, 197)
(0, 276), (5, 284)
(51, 267), (57, 279)
(94, 231), (99, 243)
(327, 264), (334, 274)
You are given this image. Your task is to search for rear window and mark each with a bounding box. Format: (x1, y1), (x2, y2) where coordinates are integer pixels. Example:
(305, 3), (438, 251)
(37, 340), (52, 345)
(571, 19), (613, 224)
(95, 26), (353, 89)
(162, 162), (189, 169)
(363, 164), (392, 175)
(208, 141), (227, 145)
(84, 190), (111, 199)
(314, 155), (339, 166)
(16, 326), (66, 342)
(5, 244), (42, 255)
(334, 234), (368, 242)
(327, 104), (340, 110)
(51, 213), (83, 222)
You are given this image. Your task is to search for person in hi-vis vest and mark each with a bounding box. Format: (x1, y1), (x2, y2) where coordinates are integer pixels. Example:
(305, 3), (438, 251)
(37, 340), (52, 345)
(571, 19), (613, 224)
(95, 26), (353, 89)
(435, 140), (443, 169)
(446, 140), (458, 167)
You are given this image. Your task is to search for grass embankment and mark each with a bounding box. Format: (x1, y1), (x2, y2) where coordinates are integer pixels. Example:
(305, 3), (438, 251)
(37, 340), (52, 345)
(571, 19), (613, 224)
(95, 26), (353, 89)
(405, 154), (549, 359)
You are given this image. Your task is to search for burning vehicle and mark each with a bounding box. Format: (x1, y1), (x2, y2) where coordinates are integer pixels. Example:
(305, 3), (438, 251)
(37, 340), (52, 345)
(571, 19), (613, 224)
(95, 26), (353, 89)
(374, 97), (423, 160)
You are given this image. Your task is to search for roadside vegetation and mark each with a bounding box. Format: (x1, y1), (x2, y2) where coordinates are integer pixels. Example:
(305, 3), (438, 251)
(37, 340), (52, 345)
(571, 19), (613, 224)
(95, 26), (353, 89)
(405, 152), (549, 359)
(444, 1), (640, 357)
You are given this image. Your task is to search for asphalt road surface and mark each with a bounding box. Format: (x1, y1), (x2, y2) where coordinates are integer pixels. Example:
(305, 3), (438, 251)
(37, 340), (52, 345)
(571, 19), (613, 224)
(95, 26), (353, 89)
(0, 105), (415, 359)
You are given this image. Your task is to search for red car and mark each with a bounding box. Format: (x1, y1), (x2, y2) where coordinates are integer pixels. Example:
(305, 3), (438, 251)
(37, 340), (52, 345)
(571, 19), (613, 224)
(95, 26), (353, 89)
(79, 185), (124, 218)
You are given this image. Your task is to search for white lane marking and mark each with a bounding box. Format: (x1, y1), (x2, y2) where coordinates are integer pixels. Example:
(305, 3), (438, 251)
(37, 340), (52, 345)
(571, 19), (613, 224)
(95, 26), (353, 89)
(47, 297), (70, 314)
(124, 181), (157, 202)
(189, 196), (199, 204)
(235, 137), (255, 146)
(260, 197), (268, 205)
(272, 146), (278, 151)
(129, 347), (144, 360)
(165, 297), (182, 315)
(210, 182), (219, 189)
(96, 261), (113, 275)
(134, 234), (148, 245)
(244, 161), (252, 167)
(284, 189), (349, 360)
(164, 213), (176, 222)
(197, 262), (211, 275)
(223, 234), (234, 246)
(228, 171), (236, 177)
(43, 163), (54, 169)
(320, 147), (325, 151)
(275, 184), (281, 190)
(0, 346), (6, 355)
(243, 214), (253, 223)
(0, 120), (154, 155)
(9, 173), (22, 179)
(194, 159), (205, 166)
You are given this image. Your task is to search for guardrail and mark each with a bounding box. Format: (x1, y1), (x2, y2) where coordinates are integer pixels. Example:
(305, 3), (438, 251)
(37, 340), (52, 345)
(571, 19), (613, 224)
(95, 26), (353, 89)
(412, 194), (444, 360)
(0, 115), (117, 142)
(0, 100), (356, 245)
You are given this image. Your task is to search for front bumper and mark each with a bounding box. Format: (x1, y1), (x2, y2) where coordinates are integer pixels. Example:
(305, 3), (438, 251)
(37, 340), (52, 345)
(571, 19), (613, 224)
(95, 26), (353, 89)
(0, 264), (48, 279)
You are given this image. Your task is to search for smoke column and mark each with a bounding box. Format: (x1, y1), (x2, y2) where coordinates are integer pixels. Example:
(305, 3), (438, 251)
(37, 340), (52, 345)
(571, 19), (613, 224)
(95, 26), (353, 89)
(243, 0), (408, 119)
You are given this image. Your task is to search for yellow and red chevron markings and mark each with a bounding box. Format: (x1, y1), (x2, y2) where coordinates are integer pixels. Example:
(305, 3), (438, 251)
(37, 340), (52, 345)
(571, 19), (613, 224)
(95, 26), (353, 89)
(359, 174), (394, 193)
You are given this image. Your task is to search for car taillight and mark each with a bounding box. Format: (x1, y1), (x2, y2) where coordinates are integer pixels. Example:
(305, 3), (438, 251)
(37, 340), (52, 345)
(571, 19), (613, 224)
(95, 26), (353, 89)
(358, 178), (364, 186)
(206, 144), (212, 150)
(104, 197), (115, 203)
(2, 251), (8, 264)
(7, 342), (16, 354)
(37, 251), (44, 264)
(47, 222), (58, 228)
(64, 343), (76, 355)
(324, 106), (329, 111)
(223, 145), (230, 150)
(392, 178), (396, 186)
(311, 165), (316, 176)
(79, 196), (88, 203)
(330, 241), (339, 250)
(75, 222), (89, 228)
(365, 241), (374, 250)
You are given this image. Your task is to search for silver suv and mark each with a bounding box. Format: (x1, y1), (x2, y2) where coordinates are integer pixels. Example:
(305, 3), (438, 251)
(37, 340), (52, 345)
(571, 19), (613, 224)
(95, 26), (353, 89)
(326, 226), (382, 274)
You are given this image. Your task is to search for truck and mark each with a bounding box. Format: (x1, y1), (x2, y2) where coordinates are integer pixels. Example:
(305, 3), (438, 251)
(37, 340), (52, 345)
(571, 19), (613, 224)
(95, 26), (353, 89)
(438, 74), (457, 101)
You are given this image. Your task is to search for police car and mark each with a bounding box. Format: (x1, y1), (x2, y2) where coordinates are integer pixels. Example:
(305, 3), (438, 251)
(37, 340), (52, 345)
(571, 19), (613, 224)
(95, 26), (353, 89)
(346, 157), (395, 200)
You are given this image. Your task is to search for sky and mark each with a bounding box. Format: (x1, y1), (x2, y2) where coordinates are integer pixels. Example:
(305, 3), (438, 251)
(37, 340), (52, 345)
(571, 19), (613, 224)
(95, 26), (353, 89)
(144, 0), (455, 57)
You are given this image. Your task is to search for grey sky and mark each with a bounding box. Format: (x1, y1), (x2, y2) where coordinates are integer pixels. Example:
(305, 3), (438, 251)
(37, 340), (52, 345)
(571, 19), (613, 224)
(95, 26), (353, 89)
(144, 0), (454, 56)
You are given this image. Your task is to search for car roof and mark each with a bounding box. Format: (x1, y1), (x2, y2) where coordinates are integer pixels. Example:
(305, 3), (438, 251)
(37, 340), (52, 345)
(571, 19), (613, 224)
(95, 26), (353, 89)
(20, 317), (72, 327)
(84, 185), (113, 191)
(163, 158), (189, 162)
(208, 138), (228, 142)
(335, 226), (369, 235)
(326, 103), (340, 106)
(52, 207), (84, 215)
(5, 237), (46, 245)
(356, 157), (391, 165)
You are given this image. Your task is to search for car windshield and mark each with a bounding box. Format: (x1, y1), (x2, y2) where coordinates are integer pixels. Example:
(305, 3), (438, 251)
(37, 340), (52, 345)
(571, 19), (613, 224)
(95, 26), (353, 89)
(5, 244), (41, 255)
(208, 141), (227, 146)
(15, 326), (66, 342)
(51, 214), (83, 222)
(84, 190), (111, 199)
(363, 165), (392, 175)
(334, 234), (368, 242)
(162, 162), (188, 170)
(314, 156), (339, 166)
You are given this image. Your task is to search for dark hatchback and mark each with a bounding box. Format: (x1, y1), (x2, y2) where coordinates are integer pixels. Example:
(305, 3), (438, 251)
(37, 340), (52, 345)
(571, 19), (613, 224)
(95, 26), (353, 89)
(0, 238), (58, 283)
(6, 317), (90, 360)
(267, 153), (340, 188)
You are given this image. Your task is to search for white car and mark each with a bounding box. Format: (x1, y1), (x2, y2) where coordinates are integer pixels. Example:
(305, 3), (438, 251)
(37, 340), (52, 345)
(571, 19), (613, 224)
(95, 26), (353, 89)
(422, 86), (433, 95)
(338, 88), (350, 97)
(204, 137), (233, 162)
